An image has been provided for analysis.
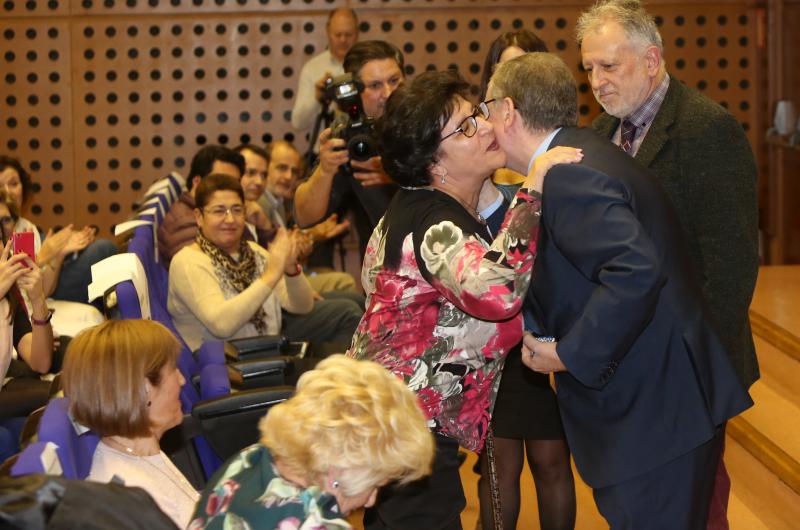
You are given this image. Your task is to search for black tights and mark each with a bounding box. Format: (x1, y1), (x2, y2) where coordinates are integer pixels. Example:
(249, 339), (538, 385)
(478, 437), (576, 530)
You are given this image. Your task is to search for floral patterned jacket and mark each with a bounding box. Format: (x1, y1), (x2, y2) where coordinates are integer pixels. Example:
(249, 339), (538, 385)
(349, 186), (542, 451)
(188, 445), (351, 530)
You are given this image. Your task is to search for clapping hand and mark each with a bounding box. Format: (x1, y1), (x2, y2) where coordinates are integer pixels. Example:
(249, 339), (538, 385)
(63, 225), (95, 255)
(265, 227), (304, 277)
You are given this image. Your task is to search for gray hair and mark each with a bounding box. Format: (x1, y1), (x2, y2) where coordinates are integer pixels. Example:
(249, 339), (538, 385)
(575, 0), (663, 54)
(491, 52), (577, 133)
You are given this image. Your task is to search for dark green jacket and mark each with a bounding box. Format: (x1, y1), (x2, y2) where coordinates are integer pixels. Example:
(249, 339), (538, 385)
(593, 78), (760, 388)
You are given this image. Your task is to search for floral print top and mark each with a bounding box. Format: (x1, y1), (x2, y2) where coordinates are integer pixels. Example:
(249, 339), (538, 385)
(349, 186), (542, 452)
(188, 445), (351, 530)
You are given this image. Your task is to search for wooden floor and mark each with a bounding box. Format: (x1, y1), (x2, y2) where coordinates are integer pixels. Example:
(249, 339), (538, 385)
(348, 448), (772, 530)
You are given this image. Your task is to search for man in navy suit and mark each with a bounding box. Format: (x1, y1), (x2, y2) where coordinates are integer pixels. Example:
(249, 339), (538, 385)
(486, 52), (752, 529)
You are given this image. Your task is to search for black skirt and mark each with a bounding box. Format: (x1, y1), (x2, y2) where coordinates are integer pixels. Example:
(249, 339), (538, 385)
(491, 342), (566, 440)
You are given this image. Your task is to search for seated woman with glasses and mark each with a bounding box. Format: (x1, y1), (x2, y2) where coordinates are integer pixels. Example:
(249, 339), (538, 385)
(167, 174), (314, 351)
(348, 70), (581, 529)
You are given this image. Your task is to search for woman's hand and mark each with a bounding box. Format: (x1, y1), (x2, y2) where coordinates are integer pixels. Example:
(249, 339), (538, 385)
(523, 146), (583, 192)
(295, 229), (314, 260)
(37, 225), (72, 264)
(0, 240), (30, 297)
(16, 259), (46, 306)
(283, 228), (305, 274)
(62, 225), (95, 255)
(263, 228), (294, 284)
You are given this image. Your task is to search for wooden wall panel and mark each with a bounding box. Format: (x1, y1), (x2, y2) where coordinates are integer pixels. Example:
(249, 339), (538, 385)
(0, 20), (75, 227)
(0, 0), (765, 237)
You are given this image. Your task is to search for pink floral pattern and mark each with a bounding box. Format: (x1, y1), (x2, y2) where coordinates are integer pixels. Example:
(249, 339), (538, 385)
(349, 187), (541, 451)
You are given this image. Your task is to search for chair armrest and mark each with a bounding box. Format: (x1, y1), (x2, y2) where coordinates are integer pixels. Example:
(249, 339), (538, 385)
(224, 335), (287, 362)
(191, 386), (293, 462)
(193, 386), (293, 419)
(227, 357), (292, 390)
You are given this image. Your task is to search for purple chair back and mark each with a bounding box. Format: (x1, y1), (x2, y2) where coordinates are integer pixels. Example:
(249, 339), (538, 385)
(11, 398), (99, 479)
(120, 228), (228, 476)
(115, 280), (143, 320)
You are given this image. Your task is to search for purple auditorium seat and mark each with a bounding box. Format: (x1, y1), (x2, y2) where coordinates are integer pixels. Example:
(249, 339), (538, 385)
(11, 398), (99, 479)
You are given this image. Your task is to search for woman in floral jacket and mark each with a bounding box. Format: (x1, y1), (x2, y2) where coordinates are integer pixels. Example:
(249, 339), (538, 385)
(348, 71), (581, 529)
(189, 355), (434, 530)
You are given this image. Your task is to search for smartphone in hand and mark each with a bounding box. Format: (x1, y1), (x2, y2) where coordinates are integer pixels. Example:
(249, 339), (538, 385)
(12, 231), (36, 262)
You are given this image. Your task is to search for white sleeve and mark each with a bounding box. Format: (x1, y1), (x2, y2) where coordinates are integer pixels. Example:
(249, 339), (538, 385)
(291, 60), (324, 131)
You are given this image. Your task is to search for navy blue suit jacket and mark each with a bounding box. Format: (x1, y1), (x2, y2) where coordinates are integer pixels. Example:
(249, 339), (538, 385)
(526, 127), (752, 488)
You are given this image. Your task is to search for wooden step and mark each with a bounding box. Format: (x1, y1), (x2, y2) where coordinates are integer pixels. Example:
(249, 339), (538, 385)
(753, 335), (800, 410)
(739, 381), (800, 467)
(750, 266), (800, 334)
(726, 432), (800, 530)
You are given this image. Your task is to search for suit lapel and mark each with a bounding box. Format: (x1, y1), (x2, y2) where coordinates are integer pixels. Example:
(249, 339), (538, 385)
(634, 79), (682, 169)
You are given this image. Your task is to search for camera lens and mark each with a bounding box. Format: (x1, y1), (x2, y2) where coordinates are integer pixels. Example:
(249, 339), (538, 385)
(349, 134), (376, 161)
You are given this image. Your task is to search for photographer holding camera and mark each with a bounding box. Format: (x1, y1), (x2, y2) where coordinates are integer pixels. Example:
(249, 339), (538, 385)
(294, 41), (404, 230)
(290, 8), (359, 136)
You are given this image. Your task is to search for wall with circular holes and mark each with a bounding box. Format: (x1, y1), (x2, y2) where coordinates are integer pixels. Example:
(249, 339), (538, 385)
(0, 0), (762, 237)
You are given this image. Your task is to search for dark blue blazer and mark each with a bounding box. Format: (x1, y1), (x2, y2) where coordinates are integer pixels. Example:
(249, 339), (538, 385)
(526, 127), (752, 489)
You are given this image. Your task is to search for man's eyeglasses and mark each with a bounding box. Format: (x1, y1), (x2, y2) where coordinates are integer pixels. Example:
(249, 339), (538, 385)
(203, 205), (245, 219)
(442, 99), (496, 141)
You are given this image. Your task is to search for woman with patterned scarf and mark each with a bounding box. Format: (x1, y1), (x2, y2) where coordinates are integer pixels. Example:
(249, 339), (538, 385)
(167, 174), (314, 351)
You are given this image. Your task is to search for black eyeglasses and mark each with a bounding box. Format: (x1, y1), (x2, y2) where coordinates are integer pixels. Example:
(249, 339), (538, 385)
(442, 99), (496, 141)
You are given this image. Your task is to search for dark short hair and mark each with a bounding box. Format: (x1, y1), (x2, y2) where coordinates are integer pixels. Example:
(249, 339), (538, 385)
(188, 145), (245, 189)
(234, 144), (270, 165)
(0, 155), (33, 204)
(343, 40), (405, 79)
(377, 70), (470, 188)
(480, 30), (549, 98)
(194, 173), (245, 210)
(491, 52), (578, 133)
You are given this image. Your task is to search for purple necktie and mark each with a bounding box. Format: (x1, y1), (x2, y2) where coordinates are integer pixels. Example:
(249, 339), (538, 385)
(620, 119), (637, 155)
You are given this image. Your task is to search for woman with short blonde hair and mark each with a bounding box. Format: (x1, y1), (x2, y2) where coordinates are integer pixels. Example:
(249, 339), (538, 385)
(190, 355), (435, 529)
(62, 320), (199, 528)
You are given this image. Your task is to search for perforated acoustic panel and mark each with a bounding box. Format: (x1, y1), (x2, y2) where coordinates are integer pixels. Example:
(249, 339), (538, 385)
(0, 1), (762, 237)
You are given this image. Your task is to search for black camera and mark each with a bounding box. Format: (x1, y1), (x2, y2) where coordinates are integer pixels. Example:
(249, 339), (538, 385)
(325, 73), (379, 162)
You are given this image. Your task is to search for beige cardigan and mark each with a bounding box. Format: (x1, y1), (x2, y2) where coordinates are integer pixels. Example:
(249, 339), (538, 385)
(167, 241), (313, 350)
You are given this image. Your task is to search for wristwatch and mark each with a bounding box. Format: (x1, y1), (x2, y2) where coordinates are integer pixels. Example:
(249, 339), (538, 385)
(31, 309), (54, 326)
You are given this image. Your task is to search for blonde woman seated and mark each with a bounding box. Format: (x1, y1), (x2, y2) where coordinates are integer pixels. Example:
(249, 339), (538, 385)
(61, 319), (199, 528)
(188, 355), (435, 530)
(168, 173), (314, 351)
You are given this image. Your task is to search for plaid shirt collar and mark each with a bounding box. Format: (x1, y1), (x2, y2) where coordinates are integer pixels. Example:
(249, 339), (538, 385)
(624, 74), (670, 128)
